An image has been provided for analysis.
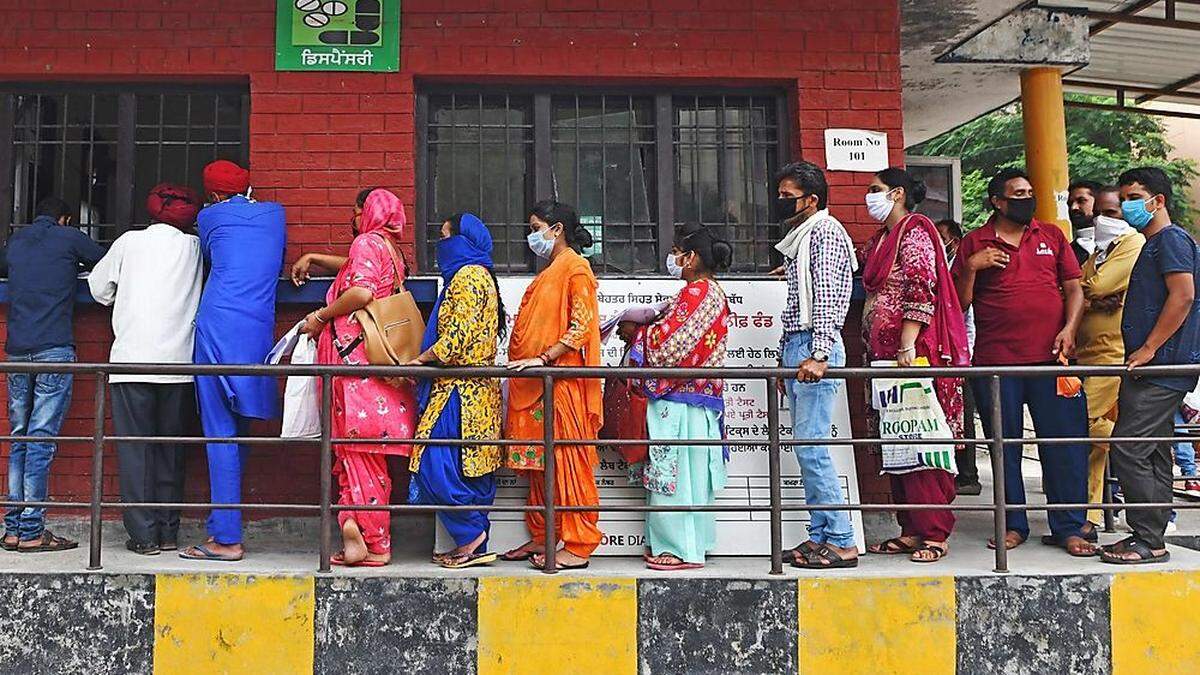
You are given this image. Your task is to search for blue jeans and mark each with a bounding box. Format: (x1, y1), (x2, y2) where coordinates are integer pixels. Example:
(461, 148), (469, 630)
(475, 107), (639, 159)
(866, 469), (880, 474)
(782, 330), (854, 548)
(5, 346), (75, 541)
(1173, 411), (1196, 476)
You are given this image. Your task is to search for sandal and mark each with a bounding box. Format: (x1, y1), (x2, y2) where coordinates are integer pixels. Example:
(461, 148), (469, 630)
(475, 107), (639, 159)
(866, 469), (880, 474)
(868, 537), (921, 555)
(440, 551), (498, 569)
(645, 553), (704, 571)
(782, 541), (817, 564)
(1100, 538), (1171, 565)
(792, 545), (859, 569)
(1, 536), (18, 552)
(178, 544), (242, 562)
(1040, 523), (1098, 546)
(17, 530), (78, 553)
(910, 543), (948, 563)
(1063, 536), (1099, 558)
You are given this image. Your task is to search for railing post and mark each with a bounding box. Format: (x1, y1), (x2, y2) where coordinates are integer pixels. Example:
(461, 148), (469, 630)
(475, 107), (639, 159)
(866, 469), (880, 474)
(318, 373), (333, 574)
(767, 376), (783, 575)
(87, 372), (107, 571)
(1102, 455), (1115, 533)
(542, 374), (557, 574)
(988, 375), (1008, 573)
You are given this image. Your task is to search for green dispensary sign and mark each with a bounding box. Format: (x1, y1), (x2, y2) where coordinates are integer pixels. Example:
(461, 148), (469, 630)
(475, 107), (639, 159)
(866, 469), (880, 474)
(275, 0), (400, 72)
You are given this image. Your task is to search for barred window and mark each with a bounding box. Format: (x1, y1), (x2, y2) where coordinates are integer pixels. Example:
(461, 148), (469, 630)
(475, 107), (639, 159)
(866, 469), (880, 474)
(0, 84), (249, 245)
(418, 88), (787, 275)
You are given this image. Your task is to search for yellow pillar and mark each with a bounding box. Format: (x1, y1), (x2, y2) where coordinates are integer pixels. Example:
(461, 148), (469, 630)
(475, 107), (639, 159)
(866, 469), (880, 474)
(1020, 67), (1072, 239)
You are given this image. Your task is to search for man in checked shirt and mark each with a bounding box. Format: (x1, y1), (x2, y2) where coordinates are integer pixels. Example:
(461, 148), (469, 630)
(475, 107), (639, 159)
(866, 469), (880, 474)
(772, 161), (861, 570)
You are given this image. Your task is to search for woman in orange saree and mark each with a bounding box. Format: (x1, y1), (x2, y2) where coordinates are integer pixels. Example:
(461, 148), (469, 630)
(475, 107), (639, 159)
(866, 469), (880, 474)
(501, 200), (603, 570)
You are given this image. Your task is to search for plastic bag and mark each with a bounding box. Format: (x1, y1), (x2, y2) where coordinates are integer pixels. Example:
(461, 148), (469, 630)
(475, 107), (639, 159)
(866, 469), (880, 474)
(281, 334), (322, 439)
(870, 359), (958, 475)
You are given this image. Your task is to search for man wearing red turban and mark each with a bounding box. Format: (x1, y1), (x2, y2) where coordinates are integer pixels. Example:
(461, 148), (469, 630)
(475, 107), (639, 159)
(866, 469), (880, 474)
(89, 183), (205, 555)
(182, 161), (286, 562)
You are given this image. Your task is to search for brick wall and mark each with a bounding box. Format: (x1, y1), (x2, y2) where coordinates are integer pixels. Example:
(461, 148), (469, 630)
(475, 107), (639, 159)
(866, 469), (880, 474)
(0, 0), (902, 509)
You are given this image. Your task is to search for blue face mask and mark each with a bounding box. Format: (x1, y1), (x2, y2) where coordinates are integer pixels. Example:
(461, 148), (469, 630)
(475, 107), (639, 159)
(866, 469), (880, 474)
(1121, 198), (1158, 230)
(527, 227), (556, 259)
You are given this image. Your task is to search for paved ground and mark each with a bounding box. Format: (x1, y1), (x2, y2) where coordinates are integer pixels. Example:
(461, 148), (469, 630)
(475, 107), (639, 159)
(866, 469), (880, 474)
(4, 447), (1200, 579)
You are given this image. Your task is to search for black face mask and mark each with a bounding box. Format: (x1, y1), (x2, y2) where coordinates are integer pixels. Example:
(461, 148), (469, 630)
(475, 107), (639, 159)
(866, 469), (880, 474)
(1068, 209), (1092, 230)
(1002, 197), (1037, 225)
(774, 195), (801, 223)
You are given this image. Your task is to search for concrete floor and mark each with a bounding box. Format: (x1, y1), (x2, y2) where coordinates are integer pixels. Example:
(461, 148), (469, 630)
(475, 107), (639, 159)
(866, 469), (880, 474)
(4, 448), (1200, 579)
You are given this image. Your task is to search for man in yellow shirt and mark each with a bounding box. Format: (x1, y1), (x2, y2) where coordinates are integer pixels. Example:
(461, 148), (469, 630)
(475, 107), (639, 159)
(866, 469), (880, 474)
(1075, 185), (1145, 533)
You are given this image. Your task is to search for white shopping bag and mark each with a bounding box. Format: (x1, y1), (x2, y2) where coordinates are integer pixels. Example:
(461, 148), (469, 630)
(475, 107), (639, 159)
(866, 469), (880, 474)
(281, 334), (322, 439)
(870, 359), (958, 474)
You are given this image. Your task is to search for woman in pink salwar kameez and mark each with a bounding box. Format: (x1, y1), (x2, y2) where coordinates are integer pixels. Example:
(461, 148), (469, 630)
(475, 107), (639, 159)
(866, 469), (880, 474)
(301, 189), (417, 566)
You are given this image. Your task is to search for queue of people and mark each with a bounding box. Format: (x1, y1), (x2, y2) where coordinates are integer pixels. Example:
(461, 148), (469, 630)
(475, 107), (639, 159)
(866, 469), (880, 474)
(2, 155), (1198, 571)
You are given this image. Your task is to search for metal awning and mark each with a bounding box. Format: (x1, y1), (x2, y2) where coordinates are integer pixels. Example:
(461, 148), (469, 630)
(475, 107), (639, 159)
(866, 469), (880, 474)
(1063, 0), (1200, 119)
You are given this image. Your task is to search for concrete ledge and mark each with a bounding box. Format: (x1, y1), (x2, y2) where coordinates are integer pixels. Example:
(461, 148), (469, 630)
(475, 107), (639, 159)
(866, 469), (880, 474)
(4, 570), (1200, 674)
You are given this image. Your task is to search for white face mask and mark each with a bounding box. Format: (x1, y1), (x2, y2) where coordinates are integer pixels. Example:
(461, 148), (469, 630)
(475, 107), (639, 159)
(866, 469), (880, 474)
(527, 226), (556, 259)
(865, 190), (897, 223)
(666, 252), (685, 278)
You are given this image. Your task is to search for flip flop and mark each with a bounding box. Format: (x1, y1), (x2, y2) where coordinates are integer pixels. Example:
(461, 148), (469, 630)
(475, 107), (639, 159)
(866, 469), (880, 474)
(531, 555), (589, 571)
(178, 544), (242, 562)
(1, 538), (18, 552)
(646, 554), (703, 571)
(499, 547), (538, 562)
(986, 532), (1026, 550)
(440, 551), (498, 569)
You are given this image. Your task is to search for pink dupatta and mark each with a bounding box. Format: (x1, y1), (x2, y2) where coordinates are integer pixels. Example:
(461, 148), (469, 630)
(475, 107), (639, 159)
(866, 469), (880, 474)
(862, 213), (970, 367)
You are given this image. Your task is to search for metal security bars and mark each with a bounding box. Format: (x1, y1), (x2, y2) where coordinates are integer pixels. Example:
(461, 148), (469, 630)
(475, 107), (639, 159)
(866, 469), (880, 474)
(2, 360), (1198, 575)
(0, 84), (249, 245)
(416, 87), (789, 276)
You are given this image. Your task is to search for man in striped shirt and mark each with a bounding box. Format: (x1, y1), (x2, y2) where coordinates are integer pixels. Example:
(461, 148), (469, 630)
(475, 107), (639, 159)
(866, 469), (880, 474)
(773, 161), (860, 570)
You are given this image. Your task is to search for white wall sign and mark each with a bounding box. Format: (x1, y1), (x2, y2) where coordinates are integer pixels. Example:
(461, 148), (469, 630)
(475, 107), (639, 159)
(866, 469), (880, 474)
(824, 128), (889, 172)
(435, 277), (866, 555)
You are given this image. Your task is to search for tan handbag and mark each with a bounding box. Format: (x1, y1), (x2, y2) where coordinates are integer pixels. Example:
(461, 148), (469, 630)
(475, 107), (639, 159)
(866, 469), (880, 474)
(336, 235), (425, 365)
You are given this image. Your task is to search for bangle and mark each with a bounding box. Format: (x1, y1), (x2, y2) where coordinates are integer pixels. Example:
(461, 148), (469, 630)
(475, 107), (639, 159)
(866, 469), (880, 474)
(898, 346), (915, 354)
(538, 351), (554, 365)
(313, 310), (328, 324)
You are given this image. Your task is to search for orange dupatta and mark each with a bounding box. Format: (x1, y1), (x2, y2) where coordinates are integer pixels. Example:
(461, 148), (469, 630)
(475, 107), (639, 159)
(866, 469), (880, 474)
(506, 250), (603, 466)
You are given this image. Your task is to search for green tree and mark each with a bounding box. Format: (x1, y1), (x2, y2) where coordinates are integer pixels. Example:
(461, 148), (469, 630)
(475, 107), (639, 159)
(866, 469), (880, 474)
(909, 95), (1198, 231)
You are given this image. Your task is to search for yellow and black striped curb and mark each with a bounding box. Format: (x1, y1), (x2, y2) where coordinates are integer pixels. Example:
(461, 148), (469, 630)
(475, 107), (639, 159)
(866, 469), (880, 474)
(1, 571), (1197, 673)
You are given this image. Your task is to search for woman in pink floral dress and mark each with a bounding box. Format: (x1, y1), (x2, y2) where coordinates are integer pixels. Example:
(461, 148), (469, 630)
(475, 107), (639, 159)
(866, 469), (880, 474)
(300, 188), (416, 566)
(860, 168), (970, 563)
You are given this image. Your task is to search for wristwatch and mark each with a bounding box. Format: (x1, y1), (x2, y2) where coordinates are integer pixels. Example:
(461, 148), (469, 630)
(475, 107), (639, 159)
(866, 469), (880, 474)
(811, 350), (829, 363)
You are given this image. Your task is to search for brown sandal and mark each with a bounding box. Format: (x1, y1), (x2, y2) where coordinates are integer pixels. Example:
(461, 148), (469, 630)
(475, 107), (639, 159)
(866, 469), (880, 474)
(910, 543), (948, 563)
(17, 530), (78, 553)
(868, 537), (921, 555)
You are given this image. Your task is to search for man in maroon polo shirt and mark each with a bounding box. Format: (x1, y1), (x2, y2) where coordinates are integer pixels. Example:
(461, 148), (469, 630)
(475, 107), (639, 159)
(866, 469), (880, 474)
(951, 167), (1094, 557)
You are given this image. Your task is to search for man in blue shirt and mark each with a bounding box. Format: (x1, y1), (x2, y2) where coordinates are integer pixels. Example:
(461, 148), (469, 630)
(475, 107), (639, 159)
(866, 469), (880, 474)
(0, 197), (104, 553)
(179, 160), (285, 563)
(1105, 167), (1200, 565)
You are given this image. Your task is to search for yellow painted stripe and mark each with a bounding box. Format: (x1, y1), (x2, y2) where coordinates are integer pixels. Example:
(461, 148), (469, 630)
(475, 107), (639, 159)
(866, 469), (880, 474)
(153, 574), (315, 675)
(478, 576), (637, 675)
(1112, 571), (1200, 673)
(798, 576), (955, 675)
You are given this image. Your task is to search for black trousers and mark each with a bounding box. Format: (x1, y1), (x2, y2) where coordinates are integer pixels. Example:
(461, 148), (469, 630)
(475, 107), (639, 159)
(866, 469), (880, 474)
(1111, 377), (1186, 550)
(112, 383), (192, 546)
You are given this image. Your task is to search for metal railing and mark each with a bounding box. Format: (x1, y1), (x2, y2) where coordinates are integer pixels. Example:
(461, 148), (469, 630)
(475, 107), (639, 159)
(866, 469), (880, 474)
(2, 360), (1199, 575)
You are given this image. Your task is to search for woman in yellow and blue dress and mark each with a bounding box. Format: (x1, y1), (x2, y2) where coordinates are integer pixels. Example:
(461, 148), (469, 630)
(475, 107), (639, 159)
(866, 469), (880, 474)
(407, 213), (506, 569)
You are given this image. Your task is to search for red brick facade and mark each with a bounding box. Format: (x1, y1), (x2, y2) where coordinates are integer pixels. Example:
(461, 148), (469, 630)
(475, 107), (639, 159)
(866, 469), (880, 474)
(0, 0), (901, 509)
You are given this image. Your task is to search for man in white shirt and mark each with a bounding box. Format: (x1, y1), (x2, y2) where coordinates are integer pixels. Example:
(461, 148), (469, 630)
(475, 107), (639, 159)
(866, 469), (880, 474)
(88, 183), (204, 555)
